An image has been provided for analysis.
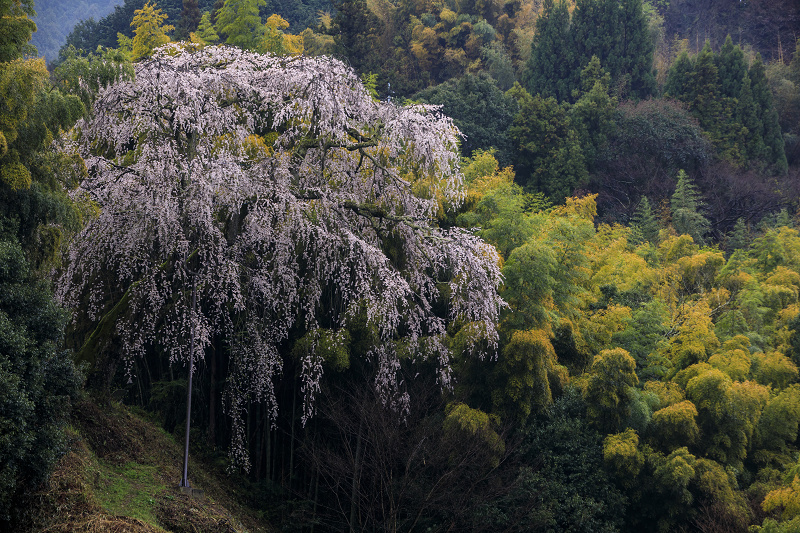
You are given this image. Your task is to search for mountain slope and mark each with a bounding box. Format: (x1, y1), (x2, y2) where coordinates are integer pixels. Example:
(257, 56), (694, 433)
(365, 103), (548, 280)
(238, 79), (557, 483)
(19, 398), (272, 533)
(661, 0), (800, 61)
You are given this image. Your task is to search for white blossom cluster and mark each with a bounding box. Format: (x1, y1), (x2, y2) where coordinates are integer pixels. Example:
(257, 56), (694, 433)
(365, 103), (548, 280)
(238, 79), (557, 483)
(57, 45), (504, 469)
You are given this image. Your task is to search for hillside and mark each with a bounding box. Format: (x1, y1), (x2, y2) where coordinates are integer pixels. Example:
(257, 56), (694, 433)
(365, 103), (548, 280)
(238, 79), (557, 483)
(19, 399), (272, 533)
(661, 0), (800, 61)
(31, 0), (122, 63)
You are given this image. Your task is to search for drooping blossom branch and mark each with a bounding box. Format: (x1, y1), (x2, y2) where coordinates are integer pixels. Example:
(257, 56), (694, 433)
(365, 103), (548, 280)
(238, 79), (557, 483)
(57, 45), (504, 470)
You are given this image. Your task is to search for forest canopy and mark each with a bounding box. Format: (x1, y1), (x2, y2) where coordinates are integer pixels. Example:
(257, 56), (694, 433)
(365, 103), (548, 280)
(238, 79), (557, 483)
(3, 0), (800, 531)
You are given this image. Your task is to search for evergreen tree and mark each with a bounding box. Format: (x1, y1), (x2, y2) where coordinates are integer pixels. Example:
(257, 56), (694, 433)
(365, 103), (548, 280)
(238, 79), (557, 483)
(175, 0), (202, 41)
(0, 241), (81, 526)
(687, 42), (723, 135)
(210, 0), (224, 25)
(330, 0), (384, 74)
(508, 85), (588, 201)
(736, 72), (765, 163)
(414, 73), (518, 166)
(670, 169), (709, 244)
(614, 0), (656, 98)
(716, 35), (747, 99)
(630, 196), (659, 245)
(569, 56), (617, 169)
(726, 218), (750, 253)
(569, 0), (610, 96)
(570, 0), (655, 99)
(522, 0), (573, 102)
(481, 41), (515, 91)
(195, 11), (220, 43)
(750, 54), (788, 173)
(663, 50), (693, 100)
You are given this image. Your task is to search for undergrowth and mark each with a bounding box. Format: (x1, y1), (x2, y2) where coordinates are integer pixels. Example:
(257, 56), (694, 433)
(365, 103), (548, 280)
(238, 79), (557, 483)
(19, 398), (271, 533)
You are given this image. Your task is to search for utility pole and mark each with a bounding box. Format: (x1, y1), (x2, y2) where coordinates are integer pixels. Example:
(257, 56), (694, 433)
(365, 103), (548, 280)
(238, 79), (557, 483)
(180, 275), (197, 490)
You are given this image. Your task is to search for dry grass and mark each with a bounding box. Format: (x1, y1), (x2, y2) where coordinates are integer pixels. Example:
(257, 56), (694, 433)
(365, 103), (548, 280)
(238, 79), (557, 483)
(21, 398), (272, 533)
(41, 515), (166, 533)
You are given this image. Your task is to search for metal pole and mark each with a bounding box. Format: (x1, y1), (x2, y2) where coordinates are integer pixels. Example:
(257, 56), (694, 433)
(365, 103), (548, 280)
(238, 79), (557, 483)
(180, 276), (197, 488)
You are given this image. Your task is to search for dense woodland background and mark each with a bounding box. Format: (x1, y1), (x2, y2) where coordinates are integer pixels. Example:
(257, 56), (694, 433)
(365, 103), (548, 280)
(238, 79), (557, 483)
(4, 0), (800, 531)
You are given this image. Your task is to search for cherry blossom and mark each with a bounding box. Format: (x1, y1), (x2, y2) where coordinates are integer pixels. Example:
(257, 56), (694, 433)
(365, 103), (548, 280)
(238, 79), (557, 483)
(57, 45), (503, 469)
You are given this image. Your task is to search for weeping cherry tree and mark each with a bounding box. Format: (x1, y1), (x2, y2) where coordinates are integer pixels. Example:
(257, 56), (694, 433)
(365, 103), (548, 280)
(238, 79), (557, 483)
(56, 45), (504, 469)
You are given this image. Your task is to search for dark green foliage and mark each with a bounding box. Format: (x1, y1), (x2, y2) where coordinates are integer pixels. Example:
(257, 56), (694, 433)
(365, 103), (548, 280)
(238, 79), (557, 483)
(507, 84), (588, 201)
(716, 36), (747, 99)
(330, 0), (384, 74)
(414, 73), (519, 166)
(726, 217), (751, 253)
(174, 0), (202, 40)
(59, 0), (216, 58)
(686, 42), (724, 136)
(62, 0), (154, 53)
(524, 0), (655, 103)
(592, 96), (711, 221)
(663, 42), (787, 173)
(569, 56), (617, 169)
(482, 389), (626, 532)
(522, 0), (573, 102)
(0, 240), (81, 526)
(481, 41), (515, 91)
(749, 55), (788, 173)
(663, 49), (693, 100)
(736, 72), (765, 162)
(570, 0), (655, 99)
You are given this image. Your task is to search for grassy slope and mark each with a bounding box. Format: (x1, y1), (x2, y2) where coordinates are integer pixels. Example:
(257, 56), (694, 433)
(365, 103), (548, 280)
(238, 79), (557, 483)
(21, 399), (273, 533)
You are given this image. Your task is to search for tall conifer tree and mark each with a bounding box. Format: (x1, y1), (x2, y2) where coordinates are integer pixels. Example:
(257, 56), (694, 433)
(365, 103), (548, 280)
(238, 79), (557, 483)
(331, 0), (384, 73)
(570, 0), (655, 99)
(687, 42), (723, 135)
(671, 169), (709, 244)
(726, 218), (750, 253)
(750, 54), (788, 173)
(664, 50), (693, 100)
(736, 72), (764, 162)
(195, 11), (220, 43)
(630, 196), (659, 245)
(615, 0), (656, 98)
(175, 0), (202, 41)
(522, 0), (574, 102)
(716, 35), (747, 99)
(215, 0), (266, 51)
